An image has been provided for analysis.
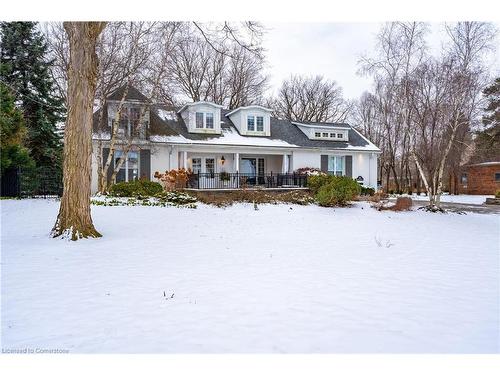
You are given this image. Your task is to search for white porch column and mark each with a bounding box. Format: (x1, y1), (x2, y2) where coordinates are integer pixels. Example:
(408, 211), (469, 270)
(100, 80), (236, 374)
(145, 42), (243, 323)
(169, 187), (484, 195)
(183, 151), (188, 169)
(235, 153), (240, 172)
(282, 154), (289, 173)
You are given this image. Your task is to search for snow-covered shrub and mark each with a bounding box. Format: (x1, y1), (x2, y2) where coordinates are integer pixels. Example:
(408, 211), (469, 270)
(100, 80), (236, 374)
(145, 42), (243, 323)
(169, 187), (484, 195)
(315, 176), (361, 207)
(109, 180), (163, 197)
(156, 191), (197, 206)
(92, 191), (197, 208)
(295, 167), (326, 176)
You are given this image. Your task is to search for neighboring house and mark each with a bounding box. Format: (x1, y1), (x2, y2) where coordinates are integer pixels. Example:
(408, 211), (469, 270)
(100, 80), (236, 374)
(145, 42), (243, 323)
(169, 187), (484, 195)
(91, 86), (381, 193)
(457, 161), (500, 195)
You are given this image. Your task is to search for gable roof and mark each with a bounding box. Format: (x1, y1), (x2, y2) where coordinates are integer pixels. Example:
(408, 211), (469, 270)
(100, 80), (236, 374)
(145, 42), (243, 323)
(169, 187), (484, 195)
(177, 101), (224, 114)
(107, 85), (150, 102)
(226, 105), (273, 117)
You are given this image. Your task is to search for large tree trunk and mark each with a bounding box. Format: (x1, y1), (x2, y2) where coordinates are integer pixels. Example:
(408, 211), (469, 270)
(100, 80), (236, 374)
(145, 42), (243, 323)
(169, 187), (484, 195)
(52, 22), (107, 240)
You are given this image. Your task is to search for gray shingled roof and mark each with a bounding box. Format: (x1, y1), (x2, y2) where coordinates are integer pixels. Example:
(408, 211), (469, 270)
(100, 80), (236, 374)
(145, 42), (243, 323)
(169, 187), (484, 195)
(150, 106), (376, 150)
(93, 86), (378, 151)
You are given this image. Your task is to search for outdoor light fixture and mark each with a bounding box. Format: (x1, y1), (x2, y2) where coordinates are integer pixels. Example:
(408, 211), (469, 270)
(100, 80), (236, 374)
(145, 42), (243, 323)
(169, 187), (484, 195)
(221, 156), (225, 165)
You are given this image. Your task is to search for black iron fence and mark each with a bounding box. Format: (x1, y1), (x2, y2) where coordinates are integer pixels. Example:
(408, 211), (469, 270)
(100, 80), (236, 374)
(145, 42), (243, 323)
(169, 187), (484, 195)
(187, 172), (308, 190)
(1, 167), (63, 198)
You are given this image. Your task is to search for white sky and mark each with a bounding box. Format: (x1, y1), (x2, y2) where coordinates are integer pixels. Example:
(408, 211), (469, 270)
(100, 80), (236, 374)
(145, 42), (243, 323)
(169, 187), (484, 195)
(263, 22), (500, 100)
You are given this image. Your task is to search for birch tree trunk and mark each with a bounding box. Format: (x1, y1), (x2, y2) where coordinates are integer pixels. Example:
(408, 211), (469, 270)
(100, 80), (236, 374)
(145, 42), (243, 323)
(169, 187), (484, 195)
(52, 22), (107, 240)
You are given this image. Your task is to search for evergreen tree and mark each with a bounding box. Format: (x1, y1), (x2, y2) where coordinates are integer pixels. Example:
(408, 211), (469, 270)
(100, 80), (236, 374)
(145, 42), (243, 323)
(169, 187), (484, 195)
(0, 21), (64, 170)
(470, 77), (500, 163)
(0, 83), (33, 174)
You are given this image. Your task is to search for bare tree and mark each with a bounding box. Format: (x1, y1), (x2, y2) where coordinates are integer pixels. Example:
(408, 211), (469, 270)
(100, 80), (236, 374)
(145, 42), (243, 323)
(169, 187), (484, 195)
(169, 27), (268, 108)
(97, 23), (180, 193)
(52, 21), (106, 240)
(407, 22), (496, 208)
(359, 22), (429, 193)
(271, 75), (350, 123)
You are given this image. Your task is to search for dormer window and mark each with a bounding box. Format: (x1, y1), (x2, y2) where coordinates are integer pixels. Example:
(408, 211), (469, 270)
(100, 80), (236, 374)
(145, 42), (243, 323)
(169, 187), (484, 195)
(247, 115), (264, 132)
(322, 132), (329, 137)
(206, 113), (214, 129)
(337, 133), (343, 139)
(256, 116), (264, 131)
(330, 133), (336, 138)
(227, 106), (272, 136)
(195, 111), (215, 129)
(247, 116), (255, 131)
(315, 132), (321, 137)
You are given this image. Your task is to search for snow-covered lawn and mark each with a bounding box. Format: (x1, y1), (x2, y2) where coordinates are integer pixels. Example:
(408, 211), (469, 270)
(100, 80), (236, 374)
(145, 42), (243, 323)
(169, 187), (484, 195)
(392, 193), (494, 205)
(1, 199), (499, 353)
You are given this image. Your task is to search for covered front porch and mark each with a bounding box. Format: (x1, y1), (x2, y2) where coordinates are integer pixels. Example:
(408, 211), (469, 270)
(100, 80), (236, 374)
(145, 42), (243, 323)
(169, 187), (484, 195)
(178, 151), (306, 189)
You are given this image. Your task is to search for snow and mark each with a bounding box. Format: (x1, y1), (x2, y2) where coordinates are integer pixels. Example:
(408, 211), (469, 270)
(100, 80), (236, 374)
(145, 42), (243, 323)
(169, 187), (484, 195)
(92, 132), (111, 140)
(151, 127), (299, 148)
(156, 109), (178, 122)
(395, 194), (494, 205)
(1, 199), (499, 353)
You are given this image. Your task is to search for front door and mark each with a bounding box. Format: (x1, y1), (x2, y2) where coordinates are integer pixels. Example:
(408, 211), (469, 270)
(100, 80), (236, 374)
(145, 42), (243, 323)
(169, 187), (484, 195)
(240, 158), (265, 185)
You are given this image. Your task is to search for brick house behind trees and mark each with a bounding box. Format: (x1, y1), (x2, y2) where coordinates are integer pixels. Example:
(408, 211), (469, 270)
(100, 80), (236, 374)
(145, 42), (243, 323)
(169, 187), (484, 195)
(454, 162), (500, 195)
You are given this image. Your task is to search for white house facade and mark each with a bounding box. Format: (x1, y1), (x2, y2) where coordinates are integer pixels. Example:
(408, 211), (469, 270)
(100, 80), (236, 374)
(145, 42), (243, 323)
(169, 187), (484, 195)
(91, 86), (381, 193)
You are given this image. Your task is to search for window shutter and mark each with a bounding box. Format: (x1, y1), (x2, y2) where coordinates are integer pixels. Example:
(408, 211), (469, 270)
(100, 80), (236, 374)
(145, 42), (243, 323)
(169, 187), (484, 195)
(345, 155), (352, 177)
(320, 155), (328, 172)
(140, 149), (151, 180)
(103, 148), (113, 183)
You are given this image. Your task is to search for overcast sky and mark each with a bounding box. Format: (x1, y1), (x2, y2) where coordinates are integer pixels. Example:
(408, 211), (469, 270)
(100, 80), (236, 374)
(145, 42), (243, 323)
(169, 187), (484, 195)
(263, 22), (500, 100)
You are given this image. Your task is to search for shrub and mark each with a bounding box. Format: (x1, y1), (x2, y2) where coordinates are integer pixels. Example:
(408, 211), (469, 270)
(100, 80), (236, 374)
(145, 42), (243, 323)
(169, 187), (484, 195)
(219, 171), (230, 181)
(295, 167), (326, 176)
(315, 176), (361, 207)
(193, 190), (315, 207)
(109, 179), (163, 197)
(154, 168), (192, 191)
(393, 197), (412, 211)
(308, 174), (333, 194)
(360, 186), (375, 196)
(496, 190), (500, 198)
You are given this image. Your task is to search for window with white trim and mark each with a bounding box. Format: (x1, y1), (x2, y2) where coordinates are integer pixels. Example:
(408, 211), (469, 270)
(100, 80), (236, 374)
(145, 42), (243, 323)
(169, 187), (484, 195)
(247, 115), (264, 132)
(114, 150), (139, 182)
(330, 133), (336, 138)
(195, 112), (214, 129)
(206, 113), (214, 129)
(195, 112), (204, 128)
(192, 158), (201, 174)
(256, 116), (264, 131)
(327, 156), (345, 176)
(315, 132), (321, 137)
(247, 116), (255, 131)
(337, 133), (344, 139)
(205, 158), (215, 175)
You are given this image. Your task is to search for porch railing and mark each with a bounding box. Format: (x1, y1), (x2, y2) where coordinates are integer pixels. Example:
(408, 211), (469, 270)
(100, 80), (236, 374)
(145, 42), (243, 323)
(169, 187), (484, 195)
(187, 172), (308, 190)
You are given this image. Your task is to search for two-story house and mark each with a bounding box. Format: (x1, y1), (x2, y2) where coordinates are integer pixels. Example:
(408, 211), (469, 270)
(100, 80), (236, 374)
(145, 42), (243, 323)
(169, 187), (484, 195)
(91, 86), (381, 193)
